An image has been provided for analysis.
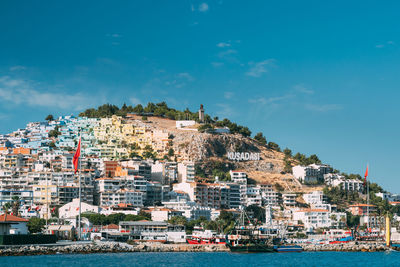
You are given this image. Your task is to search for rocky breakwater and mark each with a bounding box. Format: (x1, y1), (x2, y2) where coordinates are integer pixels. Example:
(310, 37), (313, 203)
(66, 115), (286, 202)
(0, 242), (229, 256)
(302, 242), (389, 252)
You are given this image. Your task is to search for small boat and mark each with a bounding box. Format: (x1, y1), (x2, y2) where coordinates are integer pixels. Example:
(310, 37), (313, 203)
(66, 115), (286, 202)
(274, 245), (303, 252)
(186, 228), (226, 245)
(226, 241), (275, 253)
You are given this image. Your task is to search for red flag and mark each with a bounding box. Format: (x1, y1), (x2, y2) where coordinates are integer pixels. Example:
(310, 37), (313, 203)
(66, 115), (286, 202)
(364, 165), (369, 185)
(51, 207), (56, 213)
(35, 206), (39, 211)
(76, 207), (79, 211)
(28, 207), (31, 212)
(73, 138), (81, 174)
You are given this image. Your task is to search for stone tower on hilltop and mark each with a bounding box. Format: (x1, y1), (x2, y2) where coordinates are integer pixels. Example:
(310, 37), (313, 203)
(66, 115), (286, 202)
(199, 104), (204, 123)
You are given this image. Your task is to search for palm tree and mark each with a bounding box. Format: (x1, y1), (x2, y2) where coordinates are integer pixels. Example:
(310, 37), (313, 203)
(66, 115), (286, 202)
(11, 196), (20, 216)
(2, 202), (11, 214)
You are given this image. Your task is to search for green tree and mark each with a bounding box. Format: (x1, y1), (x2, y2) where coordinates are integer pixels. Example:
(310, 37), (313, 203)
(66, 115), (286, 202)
(45, 114), (54, 121)
(168, 216), (188, 225)
(283, 159), (292, 173)
(11, 196), (20, 216)
(267, 142), (281, 151)
(283, 148), (292, 157)
(254, 132), (267, 146)
(168, 148), (174, 157)
(198, 124), (213, 133)
(2, 202), (11, 214)
(27, 217), (46, 233)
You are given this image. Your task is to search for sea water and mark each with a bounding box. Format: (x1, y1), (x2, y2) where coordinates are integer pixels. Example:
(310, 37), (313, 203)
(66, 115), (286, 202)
(2, 251), (399, 267)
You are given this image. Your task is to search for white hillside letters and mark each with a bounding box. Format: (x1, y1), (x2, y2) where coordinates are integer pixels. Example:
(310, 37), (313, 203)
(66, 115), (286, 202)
(227, 151), (260, 161)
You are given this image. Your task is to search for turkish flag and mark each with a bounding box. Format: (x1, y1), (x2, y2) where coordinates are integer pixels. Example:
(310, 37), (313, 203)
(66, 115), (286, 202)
(73, 138), (81, 174)
(364, 165), (368, 185)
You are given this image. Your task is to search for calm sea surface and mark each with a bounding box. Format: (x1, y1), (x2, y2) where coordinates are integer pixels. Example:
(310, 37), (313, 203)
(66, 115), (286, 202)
(1, 252), (399, 267)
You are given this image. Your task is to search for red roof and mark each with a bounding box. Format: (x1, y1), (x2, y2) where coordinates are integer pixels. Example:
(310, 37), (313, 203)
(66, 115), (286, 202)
(0, 213), (29, 222)
(103, 224), (119, 230)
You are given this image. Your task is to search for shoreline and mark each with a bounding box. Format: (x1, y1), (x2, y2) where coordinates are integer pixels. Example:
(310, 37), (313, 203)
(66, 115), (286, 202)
(0, 241), (397, 256)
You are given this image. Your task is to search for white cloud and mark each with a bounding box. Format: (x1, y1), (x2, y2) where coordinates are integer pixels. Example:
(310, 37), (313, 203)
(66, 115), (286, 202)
(217, 42), (231, 48)
(130, 97), (141, 106)
(245, 59), (276, 77)
(305, 103), (343, 112)
(177, 72), (194, 81)
(294, 84), (314, 94)
(9, 65), (26, 71)
(198, 3), (209, 12)
(211, 62), (224, 68)
(376, 44), (385, 48)
(106, 33), (121, 38)
(211, 62), (224, 67)
(0, 76), (100, 111)
(215, 103), (234, 118)
(248, 94), (294, 105)
(224, 92), (234, 99)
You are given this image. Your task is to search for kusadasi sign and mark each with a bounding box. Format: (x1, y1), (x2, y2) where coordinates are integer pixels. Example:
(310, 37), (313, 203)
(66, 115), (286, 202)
(227, 151), (260, 161)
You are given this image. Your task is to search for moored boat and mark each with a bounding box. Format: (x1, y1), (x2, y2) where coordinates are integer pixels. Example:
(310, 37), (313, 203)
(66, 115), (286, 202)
(274, 245), (303, 252)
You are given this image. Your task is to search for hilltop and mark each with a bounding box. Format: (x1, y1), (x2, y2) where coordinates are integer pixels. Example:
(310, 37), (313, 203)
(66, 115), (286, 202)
(77, 103), (328, 193)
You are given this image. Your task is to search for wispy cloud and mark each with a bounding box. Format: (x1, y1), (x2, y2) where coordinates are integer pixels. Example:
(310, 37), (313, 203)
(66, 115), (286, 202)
(248, 94), (294, 105)
(9, 65), (26, 72)
(217, 42), (231, 48)
(191, 2), (209, 12)
(177, 72), (194, 81)
(215, 103), (235, 118)
(294, 84), (314, 94)
(130, 97), (141, 106)
(245, 59), (276, 77)
(106, 33), (122, 38)
(305, 103), (343, 112)
(198, 3), (209, 12)
(375, 41), (395, 49)
(159, 72), (195, 89)
(217, 49), (239, 63)
(224, 91), (234, 99)
(0, 76), (101, 110)
(211, 62), (224, 67)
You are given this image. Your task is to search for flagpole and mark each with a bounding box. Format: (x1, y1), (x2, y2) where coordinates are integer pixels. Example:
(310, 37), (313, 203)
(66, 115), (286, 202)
(78, 132), (82, 241)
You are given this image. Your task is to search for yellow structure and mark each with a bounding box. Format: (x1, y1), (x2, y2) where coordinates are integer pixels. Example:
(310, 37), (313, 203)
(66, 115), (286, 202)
(386, 214), (391, 247)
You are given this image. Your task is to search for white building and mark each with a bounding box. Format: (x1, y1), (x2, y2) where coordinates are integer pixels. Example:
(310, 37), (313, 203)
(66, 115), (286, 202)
(151, 208), (184, 221)
(282, 193), (297, 207)
(303, 191), (327, 205)
(178, 162), (195, 183)
(332, 179), (364, 192)
(58, 198), (101, 221)
(119, 221), (186, 243)
(292, 164), (332, 184)
(162, 198), (211, 221)
(246, 185), (262, 206)
(293, 208), (330, 230)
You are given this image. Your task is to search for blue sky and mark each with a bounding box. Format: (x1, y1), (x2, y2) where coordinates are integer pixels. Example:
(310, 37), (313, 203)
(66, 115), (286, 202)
(1, 1), (400, 192)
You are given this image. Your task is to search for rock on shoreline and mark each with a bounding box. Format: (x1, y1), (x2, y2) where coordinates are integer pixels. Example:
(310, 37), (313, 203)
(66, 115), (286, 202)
(0, 242), (229, 256)
(0, 241), (393, 256)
